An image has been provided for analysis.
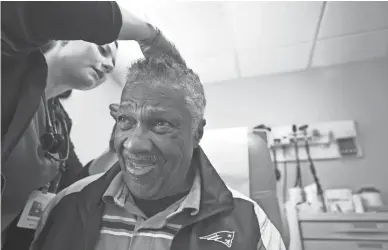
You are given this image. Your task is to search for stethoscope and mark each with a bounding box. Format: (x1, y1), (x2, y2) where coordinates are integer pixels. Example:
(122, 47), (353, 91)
(1, 94), (71, 195)
(39, 93), (70, 193)
(40, 93), (70, 161)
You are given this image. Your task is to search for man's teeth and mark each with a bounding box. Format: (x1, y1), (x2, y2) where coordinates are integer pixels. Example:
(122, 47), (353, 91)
(127, 164), (154, 175)
(132, 166), (147, 170)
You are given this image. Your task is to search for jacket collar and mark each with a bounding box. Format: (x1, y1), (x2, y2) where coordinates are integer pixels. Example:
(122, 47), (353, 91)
(94, 146), (234, 223)
(178, 146), (234, 224)
(101, 167), (202, 217)
(31, 147), (235, 250)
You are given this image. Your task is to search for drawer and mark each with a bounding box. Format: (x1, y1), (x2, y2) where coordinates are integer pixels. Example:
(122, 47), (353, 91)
(301, 221), (388, 241)
(304, 240), (388, 250)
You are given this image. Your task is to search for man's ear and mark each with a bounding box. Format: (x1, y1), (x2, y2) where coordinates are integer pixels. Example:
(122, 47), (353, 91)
(109, 103), (120, 120)
(194, 119), (206, 148)
(109, 124), (117, 153)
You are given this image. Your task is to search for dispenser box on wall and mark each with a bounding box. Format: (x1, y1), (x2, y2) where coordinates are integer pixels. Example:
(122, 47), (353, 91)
(266, 120), (362, 162)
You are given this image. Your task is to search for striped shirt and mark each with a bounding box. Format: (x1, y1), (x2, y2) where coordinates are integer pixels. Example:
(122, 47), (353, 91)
(95, 171), (201, 250)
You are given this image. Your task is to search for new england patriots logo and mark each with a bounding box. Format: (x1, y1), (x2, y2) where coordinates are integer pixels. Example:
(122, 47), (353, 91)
(199, 231), (235, 248)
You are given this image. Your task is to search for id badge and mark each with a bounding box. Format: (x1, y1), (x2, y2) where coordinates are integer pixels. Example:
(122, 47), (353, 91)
(17, 190), (56, 229)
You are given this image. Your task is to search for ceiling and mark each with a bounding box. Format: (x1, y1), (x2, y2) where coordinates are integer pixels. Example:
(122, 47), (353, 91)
(112, 1), (388, 85)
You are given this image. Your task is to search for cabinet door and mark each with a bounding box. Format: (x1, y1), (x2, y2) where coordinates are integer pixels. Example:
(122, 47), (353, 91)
(304, 240), (388, 250)
(301, 221), (388, 241)
(248, 132), (282, 229)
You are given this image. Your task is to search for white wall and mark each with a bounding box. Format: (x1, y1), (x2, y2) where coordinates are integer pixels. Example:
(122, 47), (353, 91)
(203, 58), (388, 203)
(61, 81), (122, 165)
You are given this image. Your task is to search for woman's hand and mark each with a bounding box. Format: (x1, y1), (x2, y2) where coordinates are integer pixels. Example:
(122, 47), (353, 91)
(138, 25), (186, 66)
(117, 5), (186, 65)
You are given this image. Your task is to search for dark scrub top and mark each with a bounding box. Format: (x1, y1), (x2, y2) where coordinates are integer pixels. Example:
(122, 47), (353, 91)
(1, 1), (122, 164)
(2, 98), (92, 250)
(1, 2), (122, 246)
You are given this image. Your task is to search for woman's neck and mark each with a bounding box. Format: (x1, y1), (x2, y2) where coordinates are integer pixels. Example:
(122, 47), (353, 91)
(44, 51), (70, 99)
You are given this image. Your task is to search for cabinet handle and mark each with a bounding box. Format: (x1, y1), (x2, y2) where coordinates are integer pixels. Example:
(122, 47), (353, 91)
(352, 222), (378, 229)
(357, 242), (383, 249)
(335, 229), (388, 234)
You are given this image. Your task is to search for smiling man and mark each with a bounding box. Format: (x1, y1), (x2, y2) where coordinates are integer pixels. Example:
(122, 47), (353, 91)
(30, 55), (286, 250)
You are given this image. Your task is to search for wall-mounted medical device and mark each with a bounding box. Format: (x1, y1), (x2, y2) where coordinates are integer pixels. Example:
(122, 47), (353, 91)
(265, 120), (362, 162)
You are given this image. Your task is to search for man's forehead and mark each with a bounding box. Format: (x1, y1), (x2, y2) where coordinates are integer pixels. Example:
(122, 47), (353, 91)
(119, 99), (180, 110)
(119, 91), (189, 117)
(122, 82), (185, 101)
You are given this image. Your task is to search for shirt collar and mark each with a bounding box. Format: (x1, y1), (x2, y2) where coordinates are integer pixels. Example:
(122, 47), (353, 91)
(102, 172), (127, 208)
(103, 168), (201, 216)
(173, 168), (201, 216)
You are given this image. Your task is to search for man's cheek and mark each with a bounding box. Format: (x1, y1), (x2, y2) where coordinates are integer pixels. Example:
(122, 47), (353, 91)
(114, 133), (127, 151)
(156, 133), (184, 151)
(168, 137), (187, 160)
(166, 131), (187, 147)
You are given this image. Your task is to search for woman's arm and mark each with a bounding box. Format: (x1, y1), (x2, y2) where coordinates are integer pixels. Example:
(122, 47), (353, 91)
(56, 140), (85, 192)
(2, 1), (185, 64)
(88, 149), (117, 176)
(1, 2), (122, 53)
(88, 124), (117, 175)
(1, 1), (183, 62)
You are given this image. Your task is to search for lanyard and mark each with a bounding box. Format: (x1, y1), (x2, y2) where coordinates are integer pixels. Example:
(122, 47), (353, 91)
(40, 97), (70, 194)
(40, 161), (67, 194)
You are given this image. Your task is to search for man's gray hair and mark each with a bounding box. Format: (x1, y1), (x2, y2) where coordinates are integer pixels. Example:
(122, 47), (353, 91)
(123, 54), (206, 130)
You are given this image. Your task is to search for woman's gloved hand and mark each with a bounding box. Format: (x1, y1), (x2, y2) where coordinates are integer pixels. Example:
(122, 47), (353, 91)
(138, 24), (186, 66)
(117, 6), (186, 65)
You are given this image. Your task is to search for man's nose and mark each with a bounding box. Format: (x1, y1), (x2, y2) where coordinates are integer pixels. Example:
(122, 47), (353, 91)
(123, 127), (153, 153)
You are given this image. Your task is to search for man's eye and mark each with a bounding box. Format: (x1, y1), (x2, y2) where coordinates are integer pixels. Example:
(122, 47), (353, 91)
(152, 121), (173, 133)
(117, 116), (135, 130)
(155, 121), (171, 127)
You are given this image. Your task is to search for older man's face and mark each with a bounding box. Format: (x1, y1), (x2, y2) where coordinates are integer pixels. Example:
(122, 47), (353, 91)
(115, 81), (196, 200)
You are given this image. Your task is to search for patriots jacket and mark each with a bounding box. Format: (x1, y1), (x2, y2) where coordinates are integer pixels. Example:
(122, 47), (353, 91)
(30, 147), (286, 250)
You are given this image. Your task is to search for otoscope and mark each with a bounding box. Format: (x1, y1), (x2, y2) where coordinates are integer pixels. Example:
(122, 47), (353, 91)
(292, 124), (303, 189)
(281, 137), (288, 204)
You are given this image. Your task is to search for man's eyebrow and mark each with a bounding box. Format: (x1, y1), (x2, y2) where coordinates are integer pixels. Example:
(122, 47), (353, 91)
(118, 103), (181, 115)
(120, 101), (134, 109)
(121, 100), (132, 105)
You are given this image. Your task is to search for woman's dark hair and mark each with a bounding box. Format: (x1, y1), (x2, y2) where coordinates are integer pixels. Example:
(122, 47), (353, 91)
(40, 40), (70, 54)
(41, 40), (118, 54)
(40, 40), (57, 53)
